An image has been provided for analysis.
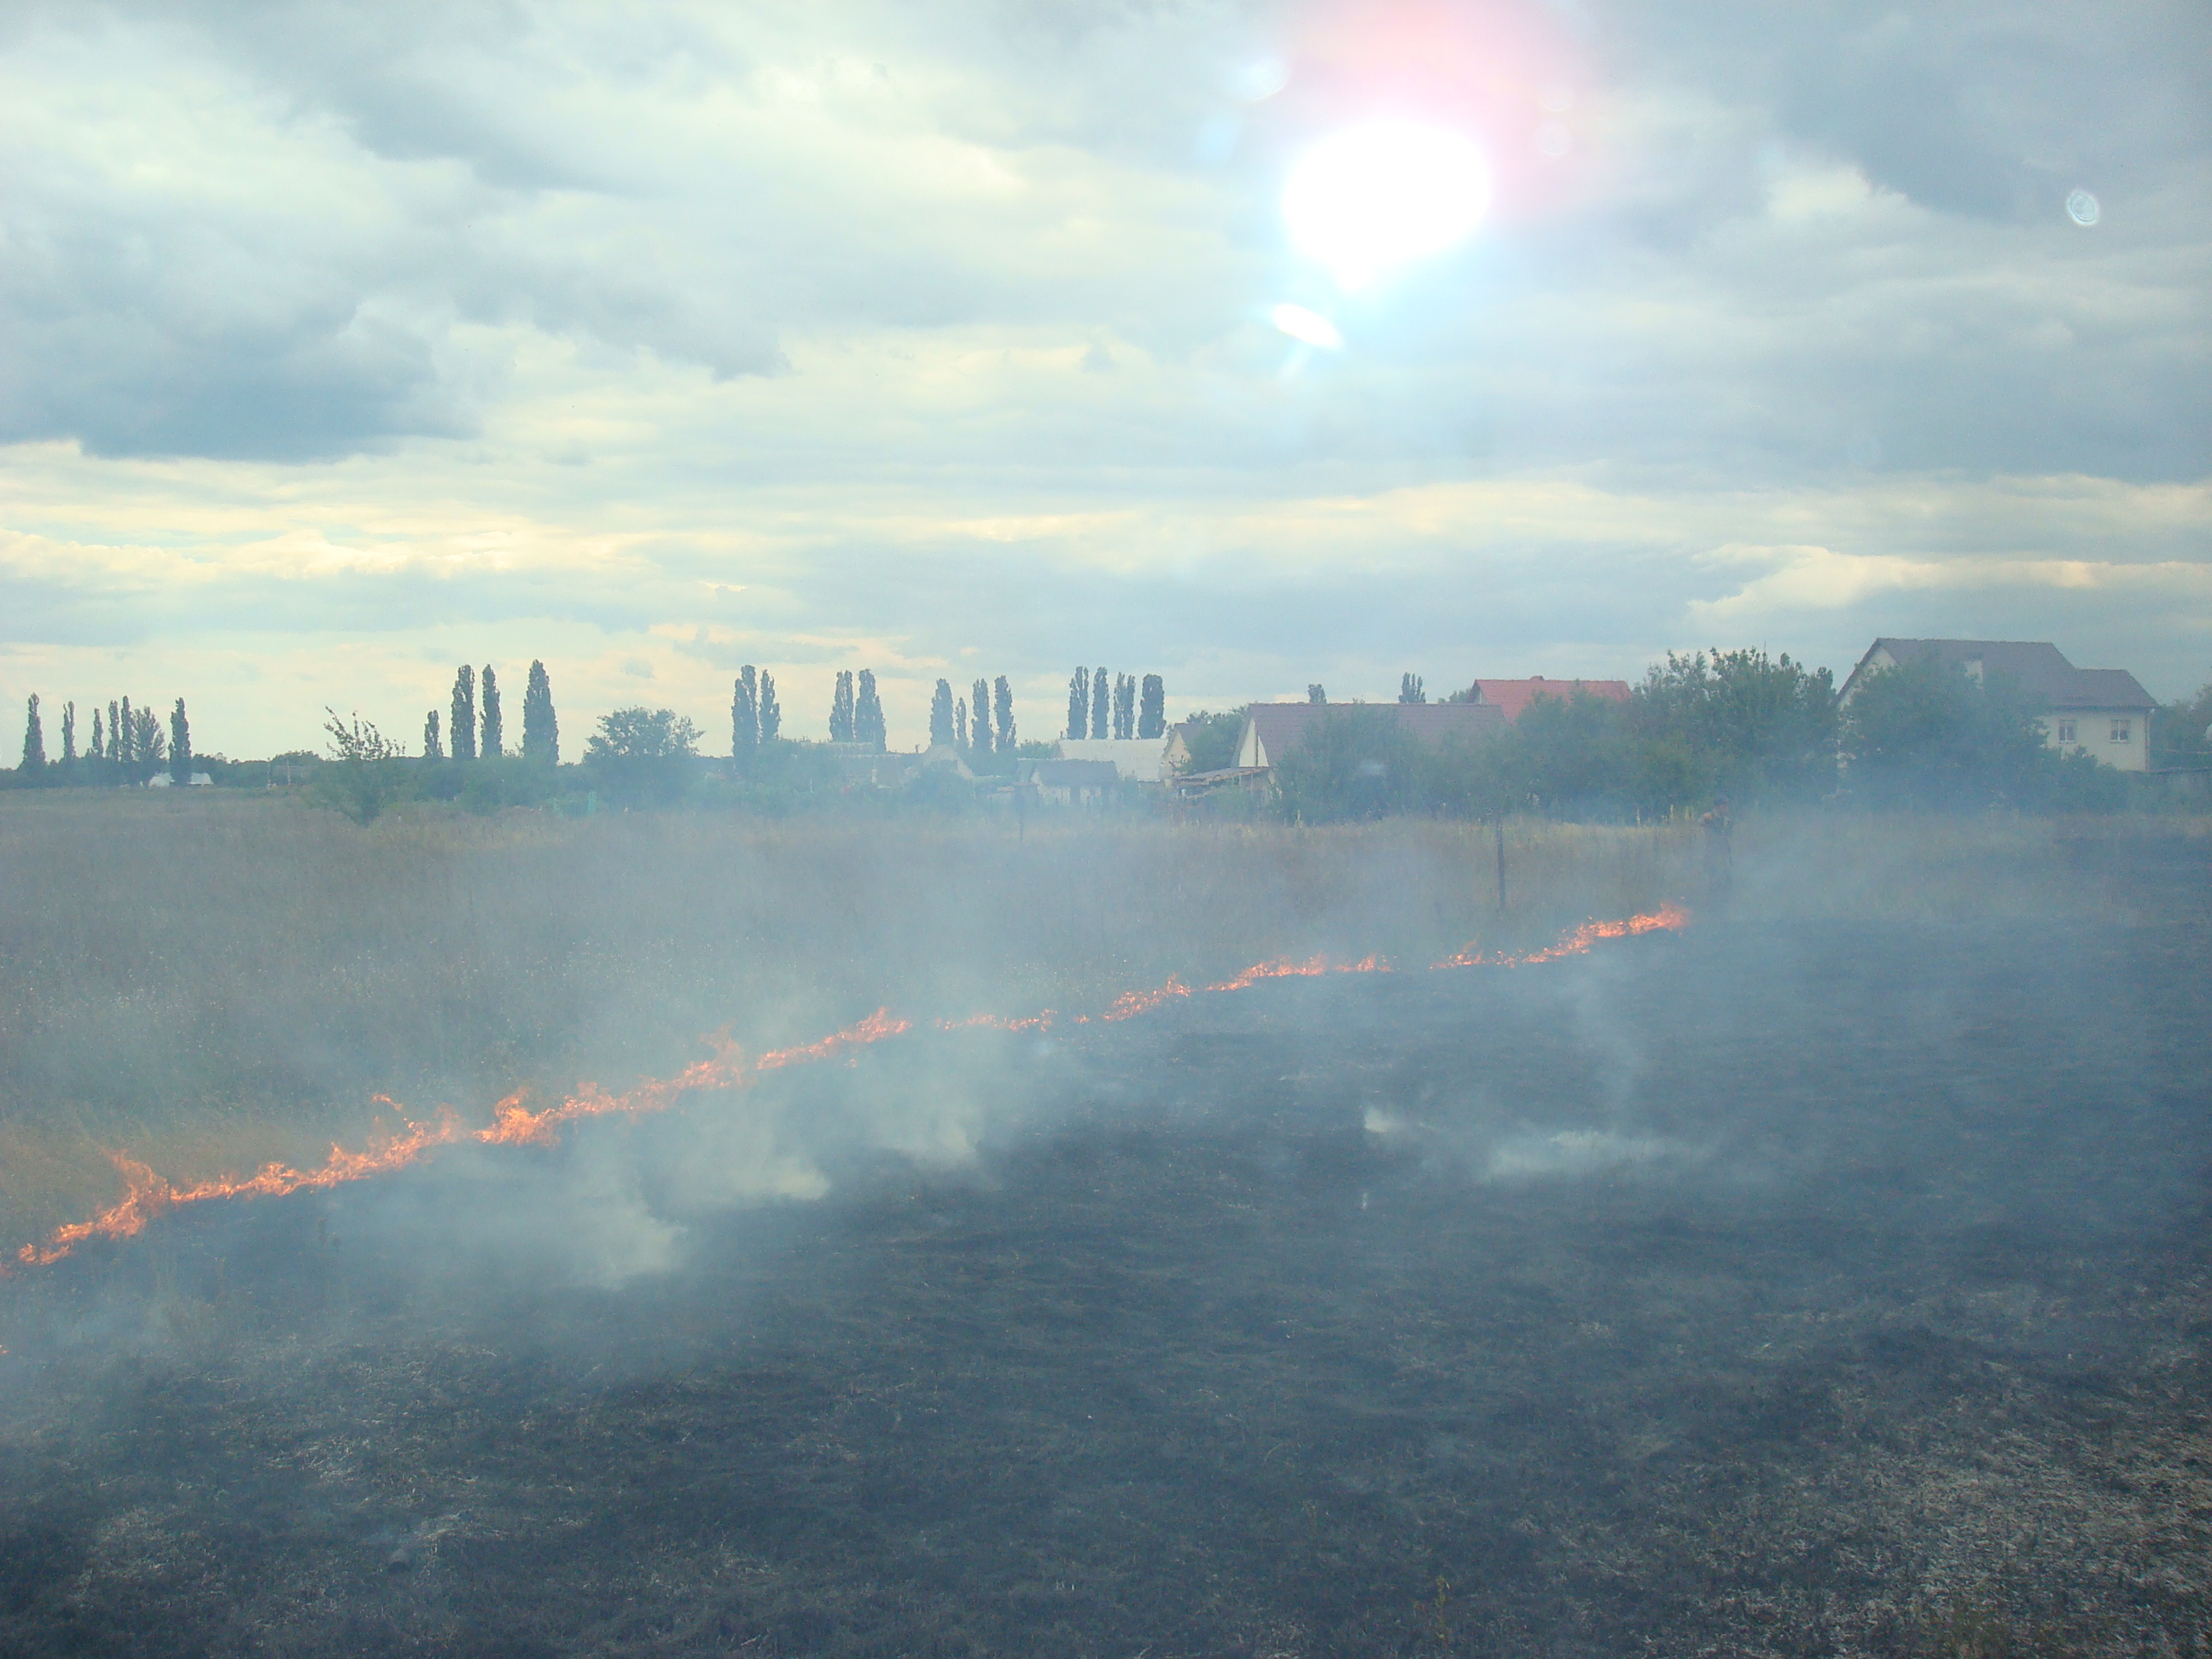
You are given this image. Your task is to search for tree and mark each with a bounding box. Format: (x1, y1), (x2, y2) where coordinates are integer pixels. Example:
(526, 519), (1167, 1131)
(855, 670), (887, 749)
(1067, 667), (1088, 740)
(1841, 656), (2081, 810)
(1138, 674), (1164, 739)
(312, 709), (408, 824)
(60, 701), (77, 765)
(1273, 705), (1416, 822)
(19, 695), (45, 775)
(994, 677), (1016, 752)
(522, 660), (559, 764)
(2152, 678), (2212, 770)
(480, 666), (504, 757)
(954, 696), (969, 749)
(1399, 673), (1426, 704)
(830, 671), (856, 742)
(423, 708), (445, 760)
(967, 678), (990, 755)
(1112, 672), (1135, 739)
(929, 678), (956, 746)
(731, 671), (758, 765)
(132, 705), (166, 780)
(115, 697), (133, 769)
(450, 667), (477, 761)
(1630, 649), (1837, 805)
(585, 707), (701, 805)
(1307, 684), (1326, 704)
(758, 672), (781, 741)
(1174, 709), (1245, 773)
(90, 707), (104, 770)
(1091, 665), (1109, 738)
(169, 698), (191, 784)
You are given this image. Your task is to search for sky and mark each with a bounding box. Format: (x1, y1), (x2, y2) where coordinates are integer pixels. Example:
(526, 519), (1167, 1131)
(2, 0), (2207, 757)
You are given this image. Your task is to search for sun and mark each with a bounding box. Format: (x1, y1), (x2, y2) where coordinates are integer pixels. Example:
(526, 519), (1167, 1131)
(1282, 121), (1492, 291)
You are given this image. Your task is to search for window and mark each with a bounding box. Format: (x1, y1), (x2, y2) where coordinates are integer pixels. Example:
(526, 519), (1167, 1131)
(2056, 719), (2076, 744)
(2111, 719), (2132, 743)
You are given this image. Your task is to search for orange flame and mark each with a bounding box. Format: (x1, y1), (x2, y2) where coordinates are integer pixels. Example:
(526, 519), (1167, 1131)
(9, 907), (1690, 1272)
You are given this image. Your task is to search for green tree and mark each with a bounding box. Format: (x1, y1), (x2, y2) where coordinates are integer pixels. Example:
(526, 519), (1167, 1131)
(1307, 684), (1326, 704)
(954, 696), (968, 749)
(480, 666), (504, 757)
(422, 708), (445, 760)
(20, 694), (45, 776)
(1399, 672), (1426, 703)
(731, 669), (759, 767)
(132, 705), (166, 782)
(2152, 678), (2212, 769)
(1113, 672), (1135, 739)
(1174, 709), (1245, 773)
(928, 678), (955, 746)
(1138, 674), (1164, 739)
(1067, 667), (1087, 740)
(60, 701), (77, 765)
(115, 697), (133, 771)
(169, 698), (191, 784)
(1273, 705), (1415, 821)
(758, 672), (781, 741)
(830, 671), (856, 742)
(855, 670), (887, 749)
(994, 676), (1016, 752)
(1091, 666), (1109, 738)
(450, 667), (477, 761)
(1842, 655), (2104, 810)
(970, 677), (992, 756)
(585, 707), (700, 805)
(1630, 649), (1837, 805)
(311, 708), (408, 824)
(522, 660), (559, 764)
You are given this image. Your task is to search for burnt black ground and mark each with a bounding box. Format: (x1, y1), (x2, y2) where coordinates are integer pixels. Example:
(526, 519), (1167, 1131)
(2, 907), (2209, 1657)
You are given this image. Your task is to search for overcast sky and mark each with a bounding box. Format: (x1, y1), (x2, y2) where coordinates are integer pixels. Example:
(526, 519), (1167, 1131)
(3, 0), (2207, 755)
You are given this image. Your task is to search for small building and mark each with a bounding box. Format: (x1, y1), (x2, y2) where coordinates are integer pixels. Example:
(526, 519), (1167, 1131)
(1839, 638), (2157, 772)
(1234, 701), (1506, 771)
(1055, 736), (1171, 782)
(143, 771), (213, 788)
(1029, 758), (1120, 806)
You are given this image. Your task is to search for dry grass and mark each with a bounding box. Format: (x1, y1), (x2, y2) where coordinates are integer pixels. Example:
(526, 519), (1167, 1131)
(0, 791), (2197, 1250)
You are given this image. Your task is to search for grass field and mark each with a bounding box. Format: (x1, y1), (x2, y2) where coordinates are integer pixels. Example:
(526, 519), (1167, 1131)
(0, 791), (2198, 1252)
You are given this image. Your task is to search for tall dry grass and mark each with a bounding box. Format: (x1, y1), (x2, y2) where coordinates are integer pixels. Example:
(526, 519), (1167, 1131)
(0, 792), (2194, 1249)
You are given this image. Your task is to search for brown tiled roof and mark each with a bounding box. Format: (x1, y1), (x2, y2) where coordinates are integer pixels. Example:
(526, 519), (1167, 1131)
(1461, 678), (1632, 720)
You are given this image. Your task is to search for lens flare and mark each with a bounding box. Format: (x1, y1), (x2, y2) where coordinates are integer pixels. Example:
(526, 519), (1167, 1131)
(1271, 302), (1344, 349)
(1283, 121), (1491, 290)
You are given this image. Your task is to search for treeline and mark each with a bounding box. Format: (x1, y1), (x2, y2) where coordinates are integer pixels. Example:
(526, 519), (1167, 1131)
(421, 661), (560, 764)
(15, 693), (195, 786)
(1270, 649), (2137, 822)
(1065, 667), (1165, 740)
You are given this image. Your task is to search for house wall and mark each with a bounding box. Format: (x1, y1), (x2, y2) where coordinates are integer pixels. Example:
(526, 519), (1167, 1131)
(2046, 710), (2148, 771)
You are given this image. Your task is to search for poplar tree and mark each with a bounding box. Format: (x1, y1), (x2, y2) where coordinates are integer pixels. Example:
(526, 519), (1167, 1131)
(20, 695), (44, 774)
(1113, 672), (1135, 739)
(954, 697), (968, 750)
(133, 705), (166, 777)
(731, 672), (758, 764)
(522, 660), (558, 764)
(1399, 672), (1426, 703)
(929, 678), (955, 746)
(1138, 674), (1165, 739)
(994, 677), (1016, 753)
(423, 709), (445, 760)
(1068, 667), (1088, 740)
(170, 699), (191, 783)
(830, 671), (856, 742)
(855, 670), (887, 749)
(758, 672), (781, 741)
(60, 702), (76, 765)
(451, 667), (478, 760)
(970, 678), (992, 755)
(117, 697), (134, 768)
(480, 666), (504, 757)
(1091, 666), (1109, 739)
(90, 708), (105, 769)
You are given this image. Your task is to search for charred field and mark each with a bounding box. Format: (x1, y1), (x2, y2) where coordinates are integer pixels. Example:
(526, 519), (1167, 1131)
(2, 893), (2209, 1658)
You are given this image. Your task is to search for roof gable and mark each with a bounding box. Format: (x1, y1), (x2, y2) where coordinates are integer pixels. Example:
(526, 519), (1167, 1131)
(1846, 638), (2153, 709)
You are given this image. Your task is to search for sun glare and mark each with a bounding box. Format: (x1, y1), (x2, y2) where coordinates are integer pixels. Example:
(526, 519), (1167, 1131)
(1282, 120), (1491, 290)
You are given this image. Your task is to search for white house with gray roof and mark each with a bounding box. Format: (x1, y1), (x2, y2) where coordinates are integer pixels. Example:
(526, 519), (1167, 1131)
(1839, 639), (2157, 772)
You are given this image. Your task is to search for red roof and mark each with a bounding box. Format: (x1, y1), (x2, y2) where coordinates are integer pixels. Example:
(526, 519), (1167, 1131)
(1463, 678), (1632, 720)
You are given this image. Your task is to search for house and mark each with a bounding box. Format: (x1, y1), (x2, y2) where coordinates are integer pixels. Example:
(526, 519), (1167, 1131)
(1839, 638), (2157, 772)
(1452, 677), (1632, 719)
(1029, 758), (1121, 806)
(1056, 736), (1172, 782)
(143, 771), (213, 788)
(1234, 701), (1507, 771)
